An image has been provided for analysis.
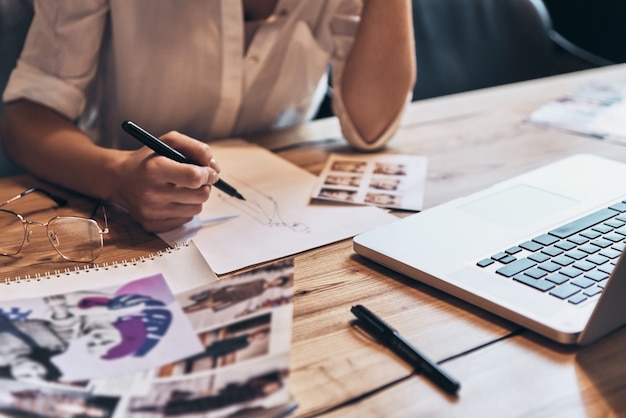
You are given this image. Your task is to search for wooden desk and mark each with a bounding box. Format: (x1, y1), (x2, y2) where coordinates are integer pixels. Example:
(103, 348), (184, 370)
(2, 64), (626, 417)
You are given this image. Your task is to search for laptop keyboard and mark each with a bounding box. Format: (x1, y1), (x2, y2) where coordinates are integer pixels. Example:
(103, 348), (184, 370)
(476, 200), (626, 305)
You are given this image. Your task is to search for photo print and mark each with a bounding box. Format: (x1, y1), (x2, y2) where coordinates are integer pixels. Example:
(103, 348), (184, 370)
(0, 274), (202, 383)
(312, 153), (427, 211)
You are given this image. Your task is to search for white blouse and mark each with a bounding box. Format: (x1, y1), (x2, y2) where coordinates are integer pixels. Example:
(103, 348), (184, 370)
(3, 0), (400, 150)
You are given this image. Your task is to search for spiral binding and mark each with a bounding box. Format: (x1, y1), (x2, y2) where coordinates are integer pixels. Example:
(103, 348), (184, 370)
(3, 243), (189, 284)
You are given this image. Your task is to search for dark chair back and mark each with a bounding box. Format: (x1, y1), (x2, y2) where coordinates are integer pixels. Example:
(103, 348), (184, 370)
(410, 0), (603, 101)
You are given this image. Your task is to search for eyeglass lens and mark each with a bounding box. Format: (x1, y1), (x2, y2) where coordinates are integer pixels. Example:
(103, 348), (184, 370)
(0, 210), (103, 262)
(0, 210), (27, 255)
(48, 217), (103, 262)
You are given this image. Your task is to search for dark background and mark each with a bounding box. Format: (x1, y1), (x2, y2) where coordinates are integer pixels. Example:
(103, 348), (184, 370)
(543, 0), (626, 64)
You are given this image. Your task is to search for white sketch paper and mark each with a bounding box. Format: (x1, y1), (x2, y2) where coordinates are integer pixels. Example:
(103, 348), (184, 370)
(158, 140), (397, 274)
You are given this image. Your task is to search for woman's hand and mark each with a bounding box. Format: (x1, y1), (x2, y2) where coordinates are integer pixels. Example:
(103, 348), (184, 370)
(111, 131), (221, 232)
(1, 101), (222, 233)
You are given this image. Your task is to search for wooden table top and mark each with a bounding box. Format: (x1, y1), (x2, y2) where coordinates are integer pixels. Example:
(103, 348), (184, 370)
(2, 63), (626, 417)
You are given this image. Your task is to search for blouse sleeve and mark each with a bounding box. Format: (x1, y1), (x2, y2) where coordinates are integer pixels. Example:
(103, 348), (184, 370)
(2, 0), (109, 120)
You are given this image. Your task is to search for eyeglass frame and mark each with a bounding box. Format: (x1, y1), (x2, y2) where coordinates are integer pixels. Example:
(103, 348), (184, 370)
(0, 187), (109, 262)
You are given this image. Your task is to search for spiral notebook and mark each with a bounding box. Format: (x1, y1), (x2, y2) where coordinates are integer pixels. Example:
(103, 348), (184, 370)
(0, 241), (218, 301)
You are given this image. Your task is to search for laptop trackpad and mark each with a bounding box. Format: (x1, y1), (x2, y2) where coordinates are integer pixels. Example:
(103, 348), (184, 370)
(459, 184), (578, 229)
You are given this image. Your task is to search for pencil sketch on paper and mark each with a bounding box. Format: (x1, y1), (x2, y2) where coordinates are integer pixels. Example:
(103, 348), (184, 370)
(216, 177), (311, 234)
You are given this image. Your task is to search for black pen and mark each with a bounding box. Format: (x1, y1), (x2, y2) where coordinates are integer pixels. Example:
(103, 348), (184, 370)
(351, 304), (460, 395)
(121, 120), (245, 201)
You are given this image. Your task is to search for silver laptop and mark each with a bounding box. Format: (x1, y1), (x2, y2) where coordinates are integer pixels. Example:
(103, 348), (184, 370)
(354, 154), (626, 345)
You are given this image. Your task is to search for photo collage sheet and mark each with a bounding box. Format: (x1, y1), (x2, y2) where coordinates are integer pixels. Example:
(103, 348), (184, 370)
(526, 81), (626, 142)
(0, 258), (297, 418)
(311, 153), (428, 212)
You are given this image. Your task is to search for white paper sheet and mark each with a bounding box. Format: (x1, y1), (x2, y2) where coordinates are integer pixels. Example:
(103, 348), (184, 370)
(159, 140), (398, 274)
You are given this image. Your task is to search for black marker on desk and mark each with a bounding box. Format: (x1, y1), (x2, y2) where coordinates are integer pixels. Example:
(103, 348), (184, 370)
(351, 304), (460, 395)
(121, 120), (245, 200)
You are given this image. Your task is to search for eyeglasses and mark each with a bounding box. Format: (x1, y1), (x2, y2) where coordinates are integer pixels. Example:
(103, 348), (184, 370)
(0, 188), (109, 262)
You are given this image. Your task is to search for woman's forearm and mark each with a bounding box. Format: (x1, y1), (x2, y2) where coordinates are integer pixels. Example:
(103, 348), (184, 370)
(340, 0), (416, 143)
(1, 100), (124, 201)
